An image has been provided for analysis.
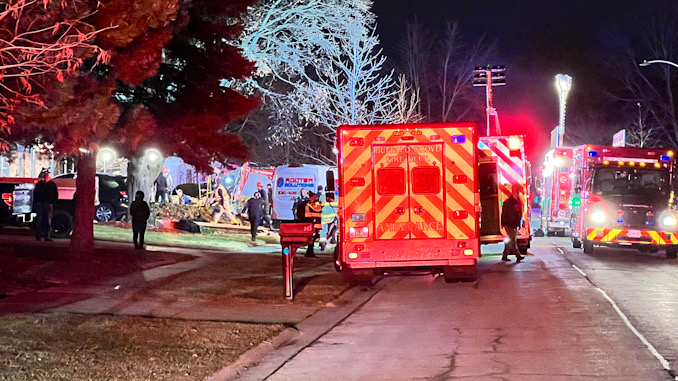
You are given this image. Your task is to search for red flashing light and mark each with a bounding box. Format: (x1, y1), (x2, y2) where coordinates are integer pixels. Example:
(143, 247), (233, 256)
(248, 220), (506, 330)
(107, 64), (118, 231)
(457, 242), (466, 248)
(401, 136), (415, 141)
(350, 177), (366, 186)
(375, 136), (386, 141)
(453, 175), (468, 184)
(1, 193), (11, 207)
(453, 210), (469, 219)
(349, 138), (364, 146)
(430, 135), (441, 140)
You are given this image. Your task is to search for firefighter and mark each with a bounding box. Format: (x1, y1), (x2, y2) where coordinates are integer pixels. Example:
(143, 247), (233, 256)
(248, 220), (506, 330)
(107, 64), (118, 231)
(304, 191), (323, 257)
(211, 185), (237, 224)
(501, 183), (525, 262)
(242, 191), (266, 241)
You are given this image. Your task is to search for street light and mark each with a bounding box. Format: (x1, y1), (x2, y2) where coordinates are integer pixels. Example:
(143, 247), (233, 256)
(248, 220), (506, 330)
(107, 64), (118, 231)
(555, 74), (572, 147)
(145, 148), (161, 163)
(639, 59), (678, 69)
(98, 147), (116, 173)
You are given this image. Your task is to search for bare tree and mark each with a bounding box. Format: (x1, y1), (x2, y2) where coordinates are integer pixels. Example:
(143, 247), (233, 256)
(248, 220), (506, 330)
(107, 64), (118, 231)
(626, 103), (660, 147)
(396, 19), (496, 124)
(604, 11), (678, 148)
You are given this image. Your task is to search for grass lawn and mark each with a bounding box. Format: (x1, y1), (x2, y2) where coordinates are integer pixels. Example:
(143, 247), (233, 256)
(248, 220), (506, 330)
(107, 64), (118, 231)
(93, 224), (279, 252)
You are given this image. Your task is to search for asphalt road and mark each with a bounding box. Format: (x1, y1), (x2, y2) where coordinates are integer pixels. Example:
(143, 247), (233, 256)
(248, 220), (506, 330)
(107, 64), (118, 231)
(243, 236), (676, 380)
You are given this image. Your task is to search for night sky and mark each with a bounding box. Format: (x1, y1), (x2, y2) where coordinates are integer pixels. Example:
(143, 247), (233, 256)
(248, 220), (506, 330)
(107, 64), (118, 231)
(372, 0), (676, 161)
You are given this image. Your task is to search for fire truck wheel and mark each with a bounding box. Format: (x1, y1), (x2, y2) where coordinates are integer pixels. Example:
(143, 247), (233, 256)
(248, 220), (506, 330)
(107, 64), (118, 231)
(666, 246), (678, 259)
(333, 246), (342, 272)
(572, 237), (582, 248)
(583, 240), (594, 254)
(343, 269), (377, 287)
(443, 265), (476, 283)
(50, 209), (73, 238)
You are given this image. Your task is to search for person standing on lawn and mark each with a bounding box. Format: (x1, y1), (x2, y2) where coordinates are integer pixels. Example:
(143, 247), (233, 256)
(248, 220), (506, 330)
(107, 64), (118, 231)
(34, 169), (58, 241)
(130, 191), (151, 249)
(242, 191), (266, 241)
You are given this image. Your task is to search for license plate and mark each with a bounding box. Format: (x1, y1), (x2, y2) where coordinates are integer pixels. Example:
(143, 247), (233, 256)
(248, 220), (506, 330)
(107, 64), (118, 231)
(628, 230), (641, 238)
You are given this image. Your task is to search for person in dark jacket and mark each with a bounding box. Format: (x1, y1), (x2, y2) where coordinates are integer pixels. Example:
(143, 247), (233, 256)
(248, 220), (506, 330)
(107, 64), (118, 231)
(256, 182), (272, 227)
(130, 191), (151, 249)
(501, 184), (525, 262)
(34, 169), (58, 241)
(154, 171), (168, 204)
(242, 191), (266, 241)
(267, 183), (273, 214)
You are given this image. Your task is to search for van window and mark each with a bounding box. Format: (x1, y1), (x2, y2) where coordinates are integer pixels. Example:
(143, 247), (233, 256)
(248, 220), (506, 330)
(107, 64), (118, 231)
(412, 166), (441, 194)
(377, 168), (406, 195)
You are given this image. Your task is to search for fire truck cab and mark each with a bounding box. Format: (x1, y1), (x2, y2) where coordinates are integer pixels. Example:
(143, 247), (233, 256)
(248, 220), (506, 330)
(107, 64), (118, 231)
(477, 135), (531, 254)
(539, 147), (574, 236)
(332, 123), (480, 283)
(570, 145), (678, 258)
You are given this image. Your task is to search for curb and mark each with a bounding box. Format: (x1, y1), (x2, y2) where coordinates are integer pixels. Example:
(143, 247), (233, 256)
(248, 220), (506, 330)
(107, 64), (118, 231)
(205, 278), (392, 381)
(139, 258), (177, 270)
(205, 327), (300, 381)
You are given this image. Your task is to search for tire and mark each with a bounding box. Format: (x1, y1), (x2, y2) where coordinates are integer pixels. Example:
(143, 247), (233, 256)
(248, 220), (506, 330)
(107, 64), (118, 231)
(443, 265), (477, 283)
(667, 246), (678, 259)
(572, 237), (582, 248)
(583, 239), (594, 254)
(50, 209), (73, 238)
(95, 203), (116, 222)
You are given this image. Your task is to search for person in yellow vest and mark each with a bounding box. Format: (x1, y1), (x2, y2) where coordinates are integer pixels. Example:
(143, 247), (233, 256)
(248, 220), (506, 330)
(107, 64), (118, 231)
(304, 191), (323, 257)
(211, 185), (237, 224)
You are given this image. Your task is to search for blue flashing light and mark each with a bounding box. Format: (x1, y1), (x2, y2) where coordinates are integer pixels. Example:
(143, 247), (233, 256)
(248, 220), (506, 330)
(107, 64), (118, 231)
(478, 141), (488, 150)
(452, 135), (466, 144)
(588, 151), (598, 157)
(616, 219), (624, 224)
(283, 247), (290, 255)
(661, 155), (671, 162)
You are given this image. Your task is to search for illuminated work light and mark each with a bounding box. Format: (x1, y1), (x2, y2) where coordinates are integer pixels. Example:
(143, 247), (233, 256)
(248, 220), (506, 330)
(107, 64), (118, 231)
(508, 137), (521, 150)
(661, 214), (677, 228)
(554, 158), (564, 167)
(452, 135), (466, 144)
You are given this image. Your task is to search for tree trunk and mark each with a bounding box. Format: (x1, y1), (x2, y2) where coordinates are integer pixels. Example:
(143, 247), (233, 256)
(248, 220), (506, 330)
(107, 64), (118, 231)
(126, 155), (164, 219)
(68, 154), (96, 255)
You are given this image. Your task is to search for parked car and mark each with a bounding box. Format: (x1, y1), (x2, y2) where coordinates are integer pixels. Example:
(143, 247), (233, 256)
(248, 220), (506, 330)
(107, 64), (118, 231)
(54, 173), (128, 222)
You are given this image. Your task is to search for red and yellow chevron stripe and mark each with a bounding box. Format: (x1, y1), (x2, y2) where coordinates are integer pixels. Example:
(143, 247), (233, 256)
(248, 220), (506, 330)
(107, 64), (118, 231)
(585, 228), (678, 245)
(338, 123), (479, 267)
(479, 136), (531, 238)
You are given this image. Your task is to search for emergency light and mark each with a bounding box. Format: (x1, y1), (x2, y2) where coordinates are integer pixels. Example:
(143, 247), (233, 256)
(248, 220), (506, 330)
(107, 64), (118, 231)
(588, 151), (598, 157)
(452, 135), (466, 144)
(507, 137), (521, 150)
(661, 155), (671, 162)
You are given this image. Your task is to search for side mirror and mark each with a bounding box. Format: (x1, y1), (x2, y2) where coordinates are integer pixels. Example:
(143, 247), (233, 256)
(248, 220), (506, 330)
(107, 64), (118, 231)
(325, 170), (335, 193)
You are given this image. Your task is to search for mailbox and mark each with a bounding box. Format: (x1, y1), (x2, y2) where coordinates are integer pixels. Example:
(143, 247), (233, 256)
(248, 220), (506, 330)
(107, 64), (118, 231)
(279, 222), (315, 300)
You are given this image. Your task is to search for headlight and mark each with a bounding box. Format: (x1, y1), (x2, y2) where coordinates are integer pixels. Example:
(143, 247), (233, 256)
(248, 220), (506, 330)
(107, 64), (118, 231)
(661, 214), (677, 228)
(590, 210), (606, 223)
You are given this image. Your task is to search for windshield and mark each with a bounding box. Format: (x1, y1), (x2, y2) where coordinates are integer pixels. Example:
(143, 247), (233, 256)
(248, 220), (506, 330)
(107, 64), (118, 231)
(592, 167), (669, 196)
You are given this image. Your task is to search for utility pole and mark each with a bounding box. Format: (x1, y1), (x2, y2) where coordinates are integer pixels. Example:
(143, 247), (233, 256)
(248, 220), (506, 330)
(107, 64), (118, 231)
(473, 65), (506, 136)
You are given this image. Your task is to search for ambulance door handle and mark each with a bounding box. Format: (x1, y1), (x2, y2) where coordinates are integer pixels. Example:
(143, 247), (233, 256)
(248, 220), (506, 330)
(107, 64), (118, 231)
(395, 207), (405, 215)
(413, 206), (424, 215)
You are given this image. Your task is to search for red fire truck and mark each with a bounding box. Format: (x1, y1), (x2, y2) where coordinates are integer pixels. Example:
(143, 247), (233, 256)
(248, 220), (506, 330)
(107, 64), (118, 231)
(477, 135), (531, 253)
(539, 147), (574, 236)
(330, 123), (480, 283)
(569, 145), (678, 257)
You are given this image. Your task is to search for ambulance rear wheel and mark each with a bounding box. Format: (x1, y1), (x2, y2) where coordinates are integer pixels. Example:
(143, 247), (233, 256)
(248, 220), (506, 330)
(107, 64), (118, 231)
(572, 237), (582, 248)
(583, 239), (594, 254)
(443, 265), (476, 283)
(666, 246), (678, 259)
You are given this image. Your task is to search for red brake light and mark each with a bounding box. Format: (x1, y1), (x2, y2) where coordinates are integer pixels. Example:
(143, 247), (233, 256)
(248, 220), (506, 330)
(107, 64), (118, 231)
(453, 175), (468, 184)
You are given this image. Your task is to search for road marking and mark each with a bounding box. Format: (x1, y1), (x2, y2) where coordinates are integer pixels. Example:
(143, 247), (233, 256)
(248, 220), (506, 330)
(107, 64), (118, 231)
(571, 264), (587, 277)
(557, 245), (675, 377)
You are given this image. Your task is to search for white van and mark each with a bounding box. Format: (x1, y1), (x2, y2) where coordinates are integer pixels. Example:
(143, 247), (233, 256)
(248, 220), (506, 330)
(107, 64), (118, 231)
(271, 164), (337, 222)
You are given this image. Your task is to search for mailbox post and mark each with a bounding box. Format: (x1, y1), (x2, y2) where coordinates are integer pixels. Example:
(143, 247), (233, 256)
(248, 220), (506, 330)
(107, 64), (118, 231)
(279, 222), (315, 300)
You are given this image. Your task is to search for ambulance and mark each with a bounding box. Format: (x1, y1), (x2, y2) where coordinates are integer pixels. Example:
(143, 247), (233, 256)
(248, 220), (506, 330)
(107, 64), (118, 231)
(569, 145), (677, 257)
(329, 123), (480, 284)
(477, 135), (531, 253)
(539, 147), (574, 236)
